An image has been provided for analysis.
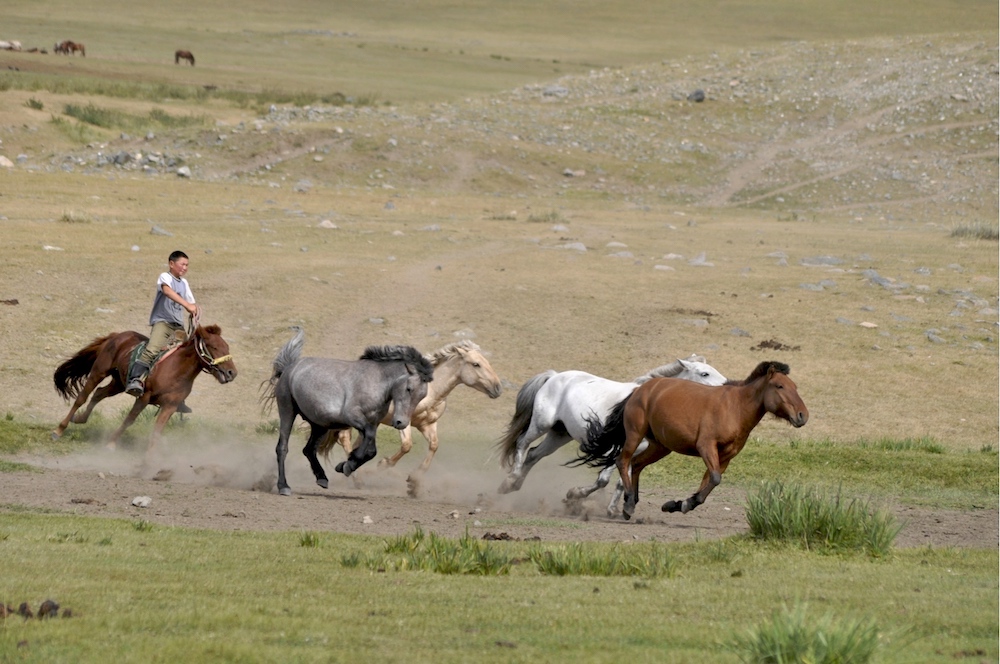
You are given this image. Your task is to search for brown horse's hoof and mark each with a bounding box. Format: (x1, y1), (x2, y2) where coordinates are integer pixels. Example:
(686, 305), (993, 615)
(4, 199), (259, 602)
(50, 431), (61, 441)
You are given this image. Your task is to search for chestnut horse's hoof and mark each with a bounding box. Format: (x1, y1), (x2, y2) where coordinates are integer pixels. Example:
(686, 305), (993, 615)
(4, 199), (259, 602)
(50, 431), (61, 441)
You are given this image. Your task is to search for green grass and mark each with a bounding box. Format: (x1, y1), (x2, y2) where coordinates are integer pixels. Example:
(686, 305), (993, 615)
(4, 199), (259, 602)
(63, 103), (209, 132)
(0, 512), (994, 662)
(746, 481), (901, 557)
(643, 438), (999, 510)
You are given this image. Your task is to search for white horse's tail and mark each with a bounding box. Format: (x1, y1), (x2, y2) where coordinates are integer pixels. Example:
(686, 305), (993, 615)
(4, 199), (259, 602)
(258, 326), (305, 412)
(496, 370), (555, 469)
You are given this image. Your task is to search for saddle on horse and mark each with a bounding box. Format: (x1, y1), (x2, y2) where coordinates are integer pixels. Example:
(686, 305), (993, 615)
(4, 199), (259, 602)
(125, 339), (192, 413)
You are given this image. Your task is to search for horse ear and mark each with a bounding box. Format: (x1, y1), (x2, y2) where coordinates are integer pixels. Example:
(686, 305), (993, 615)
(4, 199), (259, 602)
(404, 363), (417, 375)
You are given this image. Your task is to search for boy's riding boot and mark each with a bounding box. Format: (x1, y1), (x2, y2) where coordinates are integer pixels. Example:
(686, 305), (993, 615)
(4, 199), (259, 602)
(177, 401), (193, 414)
(125, 361), (150, 397)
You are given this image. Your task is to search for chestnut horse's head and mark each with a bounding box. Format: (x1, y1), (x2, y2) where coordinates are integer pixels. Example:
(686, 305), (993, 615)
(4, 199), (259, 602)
(195, 324), (237, 384)
(755, 361), (808, 428)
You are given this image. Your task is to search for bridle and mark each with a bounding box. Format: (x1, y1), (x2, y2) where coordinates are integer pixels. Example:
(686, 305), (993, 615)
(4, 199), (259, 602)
(194, 334), (233, 375)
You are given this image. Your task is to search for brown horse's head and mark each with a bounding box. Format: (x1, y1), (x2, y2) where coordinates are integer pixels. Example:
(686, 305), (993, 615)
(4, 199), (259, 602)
(196, 324), (238, 384)
(756, 361), (808, 428)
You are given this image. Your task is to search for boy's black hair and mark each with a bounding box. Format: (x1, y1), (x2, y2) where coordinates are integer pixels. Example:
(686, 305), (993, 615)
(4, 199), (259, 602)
(168, 250), (189, 262)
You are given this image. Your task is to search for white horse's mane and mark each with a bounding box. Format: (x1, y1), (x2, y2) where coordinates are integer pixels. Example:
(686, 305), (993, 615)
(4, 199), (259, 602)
(425, 339), (482, 366)
(633, 354), (707, 384)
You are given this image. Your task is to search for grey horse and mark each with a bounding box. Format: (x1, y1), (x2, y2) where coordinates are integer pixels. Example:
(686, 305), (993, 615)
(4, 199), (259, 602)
(262, 327), (434, 496)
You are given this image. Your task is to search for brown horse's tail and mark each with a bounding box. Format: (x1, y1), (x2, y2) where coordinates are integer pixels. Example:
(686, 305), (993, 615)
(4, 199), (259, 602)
(495, 370), (555, 470)
(53, 333), (116, 400)
(573, 394), (631, 468)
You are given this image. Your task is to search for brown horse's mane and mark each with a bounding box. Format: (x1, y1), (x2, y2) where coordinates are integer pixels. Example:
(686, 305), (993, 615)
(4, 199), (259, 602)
(725, 360), (789, 386)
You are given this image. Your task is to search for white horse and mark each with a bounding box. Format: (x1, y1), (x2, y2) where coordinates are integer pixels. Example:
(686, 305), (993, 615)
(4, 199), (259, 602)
(319, 340), (502, 473)
(496, 356), (727, 512)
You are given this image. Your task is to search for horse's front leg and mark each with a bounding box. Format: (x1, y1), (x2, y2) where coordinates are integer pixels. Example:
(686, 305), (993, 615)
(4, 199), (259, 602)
(106, 399), (148, 451)
(663, 445), (723, 514)
(336, 425), (378, 477)
(379, 425), (414, 469)
(146, 404), (177, 457)
(414, 422), (439, 472)
(303, 424), (330, 489)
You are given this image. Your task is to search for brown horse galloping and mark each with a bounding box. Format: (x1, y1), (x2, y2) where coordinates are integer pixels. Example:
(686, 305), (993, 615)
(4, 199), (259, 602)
(578, 361), (808, 520)
(52, 325), (237, 452)
(175, 50), (195, 66)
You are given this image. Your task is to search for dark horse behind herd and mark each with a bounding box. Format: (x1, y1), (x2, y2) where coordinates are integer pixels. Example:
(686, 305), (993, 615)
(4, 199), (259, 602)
(175, 50), (195, 66)
(577, 360), (808, 520)
(52, 325), (237, 454)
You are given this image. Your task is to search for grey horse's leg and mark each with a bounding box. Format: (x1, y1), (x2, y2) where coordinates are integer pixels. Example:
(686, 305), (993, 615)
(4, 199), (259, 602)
(303, 423), (331, 489)
(498, 429), (573, 493)
(336, 425), (378, 477)
(275, 404), (297, 496)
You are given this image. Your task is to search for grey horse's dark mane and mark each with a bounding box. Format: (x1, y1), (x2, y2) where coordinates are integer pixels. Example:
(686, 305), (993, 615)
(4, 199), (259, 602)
(725, 360), (789, 386)
(360, 345), (434, 382)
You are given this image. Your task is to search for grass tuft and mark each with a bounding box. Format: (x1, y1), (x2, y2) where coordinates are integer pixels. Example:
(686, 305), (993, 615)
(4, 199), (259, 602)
(299, 531), (322, 548)
(950, 222), (999, 241)
(745, 481), (900, 557)
(728, 603), (881, 664)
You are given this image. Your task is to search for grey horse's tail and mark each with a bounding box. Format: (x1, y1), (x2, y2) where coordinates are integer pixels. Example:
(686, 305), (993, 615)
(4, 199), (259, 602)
(496, 370), (555, 469)
(258, 326), (305, 413)
(572, 394), (630, 469)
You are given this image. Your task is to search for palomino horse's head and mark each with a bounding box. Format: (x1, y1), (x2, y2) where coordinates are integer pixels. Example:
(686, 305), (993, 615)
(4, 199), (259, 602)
(195, 325), (238, 384)
(757, 361), (808, 428)
(449, 341), (502, 399)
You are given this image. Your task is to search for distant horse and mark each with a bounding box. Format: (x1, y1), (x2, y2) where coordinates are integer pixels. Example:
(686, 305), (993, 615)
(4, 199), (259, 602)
(55, 40), (84, 56)
(52, 325), (237, 452)
(318, 340), (502, 473)
(578, 361), (808, 520)
(496, 356), (727, 501)
(261, 327), (434, 496)
(175, 50), (195, 66)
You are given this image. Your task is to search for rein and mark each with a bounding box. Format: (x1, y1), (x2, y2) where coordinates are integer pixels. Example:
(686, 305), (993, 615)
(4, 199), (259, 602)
(186, 313), (233, 374)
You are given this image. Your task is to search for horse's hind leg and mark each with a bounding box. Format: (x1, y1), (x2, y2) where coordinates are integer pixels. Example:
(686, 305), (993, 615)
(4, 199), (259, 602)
(73, 380), (123, 424)
(498, 428), (571, 493)
(303, 424), (331, 489)
(53, 373), (110, 438)
(566, 440), (651, 503)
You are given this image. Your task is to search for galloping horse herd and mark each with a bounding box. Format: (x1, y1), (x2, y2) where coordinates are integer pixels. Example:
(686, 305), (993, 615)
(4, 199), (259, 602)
(53, 324), (808, 520)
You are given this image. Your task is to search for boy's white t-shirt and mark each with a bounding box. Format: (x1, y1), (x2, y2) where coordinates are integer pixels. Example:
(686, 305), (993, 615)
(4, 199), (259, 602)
(148, 272), (196, 326)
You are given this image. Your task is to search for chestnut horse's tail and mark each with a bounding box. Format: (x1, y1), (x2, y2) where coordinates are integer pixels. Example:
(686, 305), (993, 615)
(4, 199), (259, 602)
(573, 395), (631, 468)
(495, 370), (555, 470)
(53, 333), (116, 400)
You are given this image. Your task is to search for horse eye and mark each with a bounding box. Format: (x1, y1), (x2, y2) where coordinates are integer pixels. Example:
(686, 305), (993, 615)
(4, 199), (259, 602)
(473, 363), (481, 368)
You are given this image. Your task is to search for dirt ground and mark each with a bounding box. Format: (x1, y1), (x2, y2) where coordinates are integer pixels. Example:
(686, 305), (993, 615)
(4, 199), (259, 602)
(3, 443), (996, 548)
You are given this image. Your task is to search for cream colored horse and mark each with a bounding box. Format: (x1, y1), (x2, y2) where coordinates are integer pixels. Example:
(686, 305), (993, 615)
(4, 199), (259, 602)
(318, 340), (502, 472)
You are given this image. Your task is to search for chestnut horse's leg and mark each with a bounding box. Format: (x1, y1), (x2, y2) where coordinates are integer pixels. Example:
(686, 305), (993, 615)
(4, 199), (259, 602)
(53, 375), (103, 438)
(146, 404), (178, 455)
(624, 441), (670, 518)
(302, 423), (331, 489)
(106, 398), (148, 451)
(72, 380), (124, 424)
(662, 445), (727, 513)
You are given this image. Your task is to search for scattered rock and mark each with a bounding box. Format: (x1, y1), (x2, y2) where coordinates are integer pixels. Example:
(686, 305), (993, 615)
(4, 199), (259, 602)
(751, 339), (801, 351)
(687, 89), (706, 102)
(131, 496), (152, 508)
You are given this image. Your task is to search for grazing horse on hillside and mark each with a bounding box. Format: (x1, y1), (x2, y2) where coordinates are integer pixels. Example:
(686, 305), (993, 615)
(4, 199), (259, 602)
(175, 50), (195, 66)
(261, 327), (434, 496)
(55, 40), (85, 56)
(578, 361), (808, 520)
(496, 356), (727, 504)
(52, 325), (237, 453)
(319, 340), (502, 474)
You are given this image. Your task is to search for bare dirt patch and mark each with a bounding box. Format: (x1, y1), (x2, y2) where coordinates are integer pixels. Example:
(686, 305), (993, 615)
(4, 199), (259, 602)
(4, 448), (995, 549)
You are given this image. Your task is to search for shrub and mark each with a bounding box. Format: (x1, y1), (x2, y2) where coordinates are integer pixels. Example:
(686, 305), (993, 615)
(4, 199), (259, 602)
(745, 481), (900, 557)
(950, 222), (999, 241)
(528, 542), (676, 577)
(728, 603), (881, 664)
